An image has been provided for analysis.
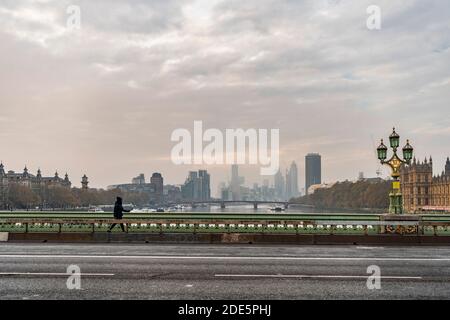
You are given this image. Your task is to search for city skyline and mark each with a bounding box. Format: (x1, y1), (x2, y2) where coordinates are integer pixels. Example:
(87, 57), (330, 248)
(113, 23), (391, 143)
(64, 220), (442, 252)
(1, 0), (449, 192)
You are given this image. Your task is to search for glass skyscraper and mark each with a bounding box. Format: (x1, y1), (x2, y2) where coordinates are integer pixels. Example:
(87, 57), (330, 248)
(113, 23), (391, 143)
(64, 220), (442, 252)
(305, 153), (322, 195)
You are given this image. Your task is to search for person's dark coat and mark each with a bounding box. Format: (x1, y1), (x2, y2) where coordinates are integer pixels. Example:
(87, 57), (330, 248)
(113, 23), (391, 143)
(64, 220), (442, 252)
(113, 197), (130, 219)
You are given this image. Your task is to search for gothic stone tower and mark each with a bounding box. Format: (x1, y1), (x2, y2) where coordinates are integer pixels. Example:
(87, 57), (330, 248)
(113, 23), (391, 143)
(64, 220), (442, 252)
(401, 157), (433, 213)
(0, 163), (8, 209)
(446, 157), (450, 176)
(431, 157), (450, 207)
(81, 175), (89, 190)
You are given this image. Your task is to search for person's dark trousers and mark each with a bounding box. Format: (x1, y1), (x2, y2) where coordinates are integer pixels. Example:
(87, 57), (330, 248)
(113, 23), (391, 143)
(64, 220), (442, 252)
(109, 222), (126, 232)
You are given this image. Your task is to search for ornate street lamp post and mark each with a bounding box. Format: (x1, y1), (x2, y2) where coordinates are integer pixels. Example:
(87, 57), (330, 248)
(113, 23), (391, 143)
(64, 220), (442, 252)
(377, 128), (413, 214)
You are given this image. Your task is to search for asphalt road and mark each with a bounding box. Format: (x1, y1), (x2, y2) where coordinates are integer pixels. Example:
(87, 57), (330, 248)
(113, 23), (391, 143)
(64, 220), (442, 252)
(0, 243), (449, 300)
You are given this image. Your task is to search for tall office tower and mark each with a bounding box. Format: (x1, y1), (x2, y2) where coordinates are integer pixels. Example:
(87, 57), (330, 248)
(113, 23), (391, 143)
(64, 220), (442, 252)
(231, 164), (239, 184)
(305, 153), (322, 195)
(218, 182), (226, 200)
(181, 171), (198, 201)
(150, 173), (164, 203)
(132, 174), (146, 185)
(230, 164), (244, 201)
(285, 161), (299, 199)
(274, 169), (285, 200)
(181, 170), (211, 201)
(198, 170), (211, 201)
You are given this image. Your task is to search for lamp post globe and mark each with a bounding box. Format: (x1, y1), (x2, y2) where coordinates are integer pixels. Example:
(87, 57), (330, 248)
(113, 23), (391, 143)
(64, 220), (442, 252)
(402, 140), (414, 163)
(377, 139), (388, 161)
(389, 127), (400, 149)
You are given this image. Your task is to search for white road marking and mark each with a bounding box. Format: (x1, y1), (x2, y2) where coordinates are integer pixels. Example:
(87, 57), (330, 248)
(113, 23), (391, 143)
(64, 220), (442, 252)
(215, 274), (423, 279)
(0, 272), (114, 276)
(0, 254), (449, 262)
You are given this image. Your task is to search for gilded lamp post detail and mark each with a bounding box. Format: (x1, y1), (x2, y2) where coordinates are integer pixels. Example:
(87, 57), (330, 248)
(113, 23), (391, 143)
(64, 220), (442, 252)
(377, 128), (414, 214)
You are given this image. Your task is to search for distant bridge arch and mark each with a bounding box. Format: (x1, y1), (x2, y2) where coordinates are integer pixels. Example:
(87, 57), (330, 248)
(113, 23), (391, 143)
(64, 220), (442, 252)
(166, 200), (314, 210)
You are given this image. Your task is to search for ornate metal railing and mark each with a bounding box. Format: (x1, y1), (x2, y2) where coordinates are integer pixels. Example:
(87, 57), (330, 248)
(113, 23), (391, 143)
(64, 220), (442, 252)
(1, 216), (450, 235)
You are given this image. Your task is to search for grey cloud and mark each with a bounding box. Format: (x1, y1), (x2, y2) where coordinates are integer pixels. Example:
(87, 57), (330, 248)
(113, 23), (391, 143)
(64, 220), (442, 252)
(0, 0), (448, 191)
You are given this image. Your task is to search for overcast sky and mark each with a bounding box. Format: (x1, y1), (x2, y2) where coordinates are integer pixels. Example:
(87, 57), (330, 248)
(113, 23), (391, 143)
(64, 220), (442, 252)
(0, 0), (449, 194)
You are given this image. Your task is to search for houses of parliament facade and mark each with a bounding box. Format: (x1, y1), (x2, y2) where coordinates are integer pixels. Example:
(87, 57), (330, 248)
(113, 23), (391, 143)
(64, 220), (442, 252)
(401, 157), (450, 213)
(0, 163), (74, 209)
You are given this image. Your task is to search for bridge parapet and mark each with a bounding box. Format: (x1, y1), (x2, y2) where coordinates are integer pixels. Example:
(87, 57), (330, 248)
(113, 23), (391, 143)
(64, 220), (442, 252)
(1, 215), (450, 236)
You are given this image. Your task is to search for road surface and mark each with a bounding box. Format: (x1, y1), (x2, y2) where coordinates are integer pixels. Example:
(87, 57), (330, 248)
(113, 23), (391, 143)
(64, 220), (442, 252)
(0, 243), (449, 299)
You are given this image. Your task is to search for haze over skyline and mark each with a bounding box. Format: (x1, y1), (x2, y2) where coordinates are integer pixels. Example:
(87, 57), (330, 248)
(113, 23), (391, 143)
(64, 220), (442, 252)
(1, 0), (449, 192)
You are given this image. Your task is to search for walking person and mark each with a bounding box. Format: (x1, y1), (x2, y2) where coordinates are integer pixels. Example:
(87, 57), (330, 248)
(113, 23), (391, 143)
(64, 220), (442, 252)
(108, 197), (130, 232)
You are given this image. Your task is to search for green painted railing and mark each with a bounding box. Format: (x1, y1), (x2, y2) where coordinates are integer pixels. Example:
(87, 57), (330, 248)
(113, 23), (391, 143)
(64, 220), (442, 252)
(1, 213), (450, 236)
